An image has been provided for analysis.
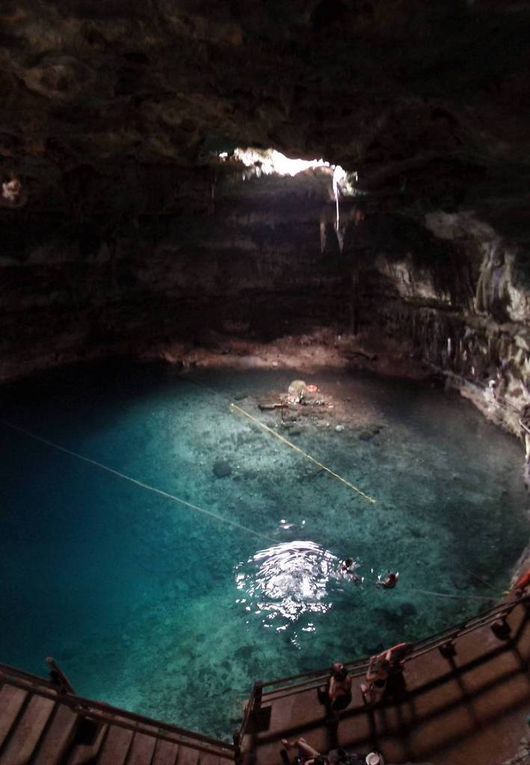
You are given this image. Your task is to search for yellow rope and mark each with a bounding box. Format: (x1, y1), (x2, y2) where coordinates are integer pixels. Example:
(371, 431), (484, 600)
(229, 403), (376, 505)
(1, 419), (276, 545)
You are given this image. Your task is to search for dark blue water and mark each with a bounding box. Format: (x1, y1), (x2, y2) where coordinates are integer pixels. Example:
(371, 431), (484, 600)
(0, 362), (528, 738)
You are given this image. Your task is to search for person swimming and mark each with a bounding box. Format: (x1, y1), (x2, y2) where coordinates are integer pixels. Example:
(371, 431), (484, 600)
(376, 572), (399, 589)
(341, 558), (363, 583)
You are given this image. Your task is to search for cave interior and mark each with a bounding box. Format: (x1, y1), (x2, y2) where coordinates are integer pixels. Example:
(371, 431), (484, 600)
(3, 1), (530, 763)
(1, 0), (530, 414)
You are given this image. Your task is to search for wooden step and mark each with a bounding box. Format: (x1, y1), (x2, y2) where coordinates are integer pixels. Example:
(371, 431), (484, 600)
(0, 694), (56, 765)
(33, 703), (79, 764)
(266, 694), (297, 734)
(0, 685), (28, 749)
(126, 731), (157, 765)
(287, 688), (322, 729)
(97, 723), (135, 765)
(152, 738), (179, 765)
(176, 746), (200, 765)
(66, 720), (108, 765)
(0, 673), (58, 700)
(199, 755), (221, 765)
(203, 754), (234, 765)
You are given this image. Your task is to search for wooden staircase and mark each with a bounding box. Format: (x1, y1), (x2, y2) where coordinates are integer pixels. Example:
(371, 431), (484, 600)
(0, 665), (235, 765)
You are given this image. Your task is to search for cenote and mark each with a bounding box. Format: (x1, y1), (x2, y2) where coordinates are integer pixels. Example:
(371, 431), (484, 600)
(1, 361), (529, 739)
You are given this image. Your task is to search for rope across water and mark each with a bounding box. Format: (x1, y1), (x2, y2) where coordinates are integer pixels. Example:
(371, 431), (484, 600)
(1, 382), (503, 603)
(413, 587), (499, 602)
(229, 402), (376, 504)
(174, 374), (377, 504)
(0, 419), (276, 545)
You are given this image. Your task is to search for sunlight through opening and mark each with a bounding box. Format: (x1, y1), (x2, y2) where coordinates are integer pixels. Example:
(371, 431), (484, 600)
(219, 147), (332, 177)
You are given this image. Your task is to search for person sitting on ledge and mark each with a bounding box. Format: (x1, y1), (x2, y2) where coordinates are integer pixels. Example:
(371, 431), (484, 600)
(512, 568), (530, 598)
(376, 572), (399, 589)
(384, 642), (412, 699)
(281, 737), (328, 764)
(317, 661), (353, 718)
(360, 653), (390, 705)
(361, 643), (411, 704)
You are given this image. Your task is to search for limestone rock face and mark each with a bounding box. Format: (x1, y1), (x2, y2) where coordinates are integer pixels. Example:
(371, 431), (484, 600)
(2, 0), (530, 416)
(2, 1), (530, 209)
(349, 209), (530, 435)
(0, 168), (349, 379)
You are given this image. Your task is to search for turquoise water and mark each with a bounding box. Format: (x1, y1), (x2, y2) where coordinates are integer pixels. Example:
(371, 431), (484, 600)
(0, 362), (529, 738)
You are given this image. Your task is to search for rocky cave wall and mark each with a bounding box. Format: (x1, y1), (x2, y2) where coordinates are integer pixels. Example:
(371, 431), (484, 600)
(0, 165), (350, 381)
(2, 0), (530, 442)
(4, 150), (530, 446)
(347, 208), (530, 437)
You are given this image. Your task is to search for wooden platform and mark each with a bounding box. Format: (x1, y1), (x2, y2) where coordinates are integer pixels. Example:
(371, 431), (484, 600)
(241, 598), (530, 765)
(0, 665), (235, 765)
(2, 599), (530, 765)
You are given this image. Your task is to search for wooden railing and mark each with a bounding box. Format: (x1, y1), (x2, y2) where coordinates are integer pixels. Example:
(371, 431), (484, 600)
(0, 662), (235, 759)
(236, 592), (529, 746)
(2, 592), (528, 764)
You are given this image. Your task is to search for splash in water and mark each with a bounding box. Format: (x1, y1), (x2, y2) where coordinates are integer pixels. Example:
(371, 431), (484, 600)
(235, 541), (343, 629)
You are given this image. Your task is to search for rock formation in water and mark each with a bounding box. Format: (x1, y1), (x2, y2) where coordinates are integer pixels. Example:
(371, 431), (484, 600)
(2, 0), (530, 436)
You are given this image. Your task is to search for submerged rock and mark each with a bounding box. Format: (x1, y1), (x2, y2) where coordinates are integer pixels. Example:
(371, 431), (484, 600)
(358, 429), (375, 441)
(213, 459), (232, 478)
(358, 424), (383, 441)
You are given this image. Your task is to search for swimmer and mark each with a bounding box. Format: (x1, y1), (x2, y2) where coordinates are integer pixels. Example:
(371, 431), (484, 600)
(341, 558), (363, 583)
(376, 572), (399, 589)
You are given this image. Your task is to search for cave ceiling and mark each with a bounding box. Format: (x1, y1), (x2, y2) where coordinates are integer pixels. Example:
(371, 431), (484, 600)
(1, 0), (530, 234)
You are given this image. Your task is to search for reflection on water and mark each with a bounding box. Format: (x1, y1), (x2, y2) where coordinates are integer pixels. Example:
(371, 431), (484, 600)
(236, 541), (344, 628)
